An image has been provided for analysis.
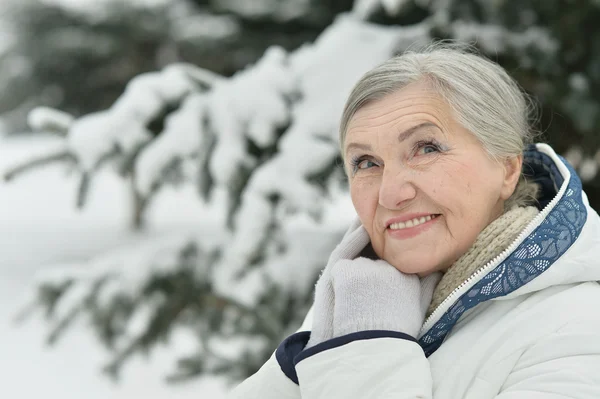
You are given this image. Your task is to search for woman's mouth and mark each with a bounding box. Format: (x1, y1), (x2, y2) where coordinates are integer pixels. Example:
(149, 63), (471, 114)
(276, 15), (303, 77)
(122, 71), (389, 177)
(388, 214), (440, 230)
(386, 214), (440, 239)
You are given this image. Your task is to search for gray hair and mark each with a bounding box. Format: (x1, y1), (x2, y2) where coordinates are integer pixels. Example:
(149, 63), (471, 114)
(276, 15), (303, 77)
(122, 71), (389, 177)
(339, 42), (539, 210)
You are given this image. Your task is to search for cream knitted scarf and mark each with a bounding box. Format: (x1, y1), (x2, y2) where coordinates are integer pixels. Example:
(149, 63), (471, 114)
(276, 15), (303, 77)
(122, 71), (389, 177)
(427, 206), (539, 317)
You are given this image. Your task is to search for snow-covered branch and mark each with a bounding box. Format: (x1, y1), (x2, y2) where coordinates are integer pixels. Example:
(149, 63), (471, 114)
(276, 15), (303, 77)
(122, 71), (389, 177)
(15, 13), (433, 383)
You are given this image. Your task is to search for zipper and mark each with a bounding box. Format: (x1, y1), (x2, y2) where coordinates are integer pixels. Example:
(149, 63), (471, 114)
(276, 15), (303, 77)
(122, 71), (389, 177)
(418, 168), (570, 338)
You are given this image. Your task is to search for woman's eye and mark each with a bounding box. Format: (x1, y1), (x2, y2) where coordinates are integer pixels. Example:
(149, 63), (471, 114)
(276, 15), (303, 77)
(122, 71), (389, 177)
(357, 159), (376, 169)
(349, 157), (378, 174)
(416, 143), (440, 156)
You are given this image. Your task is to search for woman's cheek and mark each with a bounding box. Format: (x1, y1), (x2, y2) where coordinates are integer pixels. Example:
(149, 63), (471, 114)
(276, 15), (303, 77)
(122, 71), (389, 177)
(350, 179), (378, 225)
(350, 181), (367, 216)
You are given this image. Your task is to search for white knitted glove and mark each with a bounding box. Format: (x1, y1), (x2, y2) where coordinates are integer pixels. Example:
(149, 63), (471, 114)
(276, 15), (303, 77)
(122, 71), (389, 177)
(307, 218), (442, 348)
(332, 258), (442, 338)
(306, 218), (370, 348)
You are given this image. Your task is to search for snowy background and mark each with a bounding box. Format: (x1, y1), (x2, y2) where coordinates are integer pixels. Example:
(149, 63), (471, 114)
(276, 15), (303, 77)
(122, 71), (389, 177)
(1, 0), (599, 398)
(0, 135), (229, 398)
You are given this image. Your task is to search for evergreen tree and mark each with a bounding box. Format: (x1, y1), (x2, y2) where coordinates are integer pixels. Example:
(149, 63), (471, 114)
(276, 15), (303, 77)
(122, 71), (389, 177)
(0, 0), (355, 134)
(6, 0), (600, 386)
(10, 11), (421, 382)
(0, 0), (179, 133)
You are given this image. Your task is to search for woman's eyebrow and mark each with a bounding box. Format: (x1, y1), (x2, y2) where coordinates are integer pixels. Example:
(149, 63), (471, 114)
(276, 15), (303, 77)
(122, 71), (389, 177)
(345, 142), (372, 152)
(345, 122), (439, 154)
(397, 122), (438, 143)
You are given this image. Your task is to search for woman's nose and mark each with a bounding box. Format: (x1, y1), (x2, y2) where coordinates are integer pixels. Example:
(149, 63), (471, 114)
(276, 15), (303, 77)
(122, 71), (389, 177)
(378, 167), (417, 210)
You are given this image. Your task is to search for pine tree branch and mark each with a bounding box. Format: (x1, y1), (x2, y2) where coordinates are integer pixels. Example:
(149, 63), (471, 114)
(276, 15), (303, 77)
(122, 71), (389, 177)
(116, 141), (148, 177)
(173, 63), (224, 89)
(46, 303), (83, 345)
(201, 293), (281, 339)
(2, 150), (76, 182)
(102, 290), (190, 380)
(197, 128), (216, 201)
(101, 336), (142, 381)
(165, 344), (232, 383)
(12, 299), (38, 325)
(76, 172), (90, 209)
(76, 147), (120, 209)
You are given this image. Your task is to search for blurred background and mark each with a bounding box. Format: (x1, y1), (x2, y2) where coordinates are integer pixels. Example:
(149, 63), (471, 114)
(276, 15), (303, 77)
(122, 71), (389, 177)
(0, 0), (599, 397)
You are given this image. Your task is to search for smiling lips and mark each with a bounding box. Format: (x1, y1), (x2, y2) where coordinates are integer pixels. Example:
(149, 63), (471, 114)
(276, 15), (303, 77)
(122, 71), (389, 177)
(388, 214), (439, 230)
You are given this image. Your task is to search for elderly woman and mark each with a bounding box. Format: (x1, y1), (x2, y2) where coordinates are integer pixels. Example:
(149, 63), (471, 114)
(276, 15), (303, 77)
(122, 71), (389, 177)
(229, 45), (600, 398)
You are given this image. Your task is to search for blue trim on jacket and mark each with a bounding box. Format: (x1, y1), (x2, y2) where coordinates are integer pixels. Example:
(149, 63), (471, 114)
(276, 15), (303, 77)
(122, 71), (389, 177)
(276, 330), (417, 384)
(419, 146), (588, 356)
(275, 331), (310, 385)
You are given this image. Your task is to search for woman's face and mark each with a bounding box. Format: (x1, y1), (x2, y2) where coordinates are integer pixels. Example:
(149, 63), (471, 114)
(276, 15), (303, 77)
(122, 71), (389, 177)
(344, 81), (521, 276)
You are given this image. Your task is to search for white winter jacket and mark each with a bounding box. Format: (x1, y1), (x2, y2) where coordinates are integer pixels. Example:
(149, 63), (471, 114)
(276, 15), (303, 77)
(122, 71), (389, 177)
(229, 143), (600, 398)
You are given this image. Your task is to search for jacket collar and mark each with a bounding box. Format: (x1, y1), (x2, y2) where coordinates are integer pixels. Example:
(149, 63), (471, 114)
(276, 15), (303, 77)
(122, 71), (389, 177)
(418, 143), (589, 356)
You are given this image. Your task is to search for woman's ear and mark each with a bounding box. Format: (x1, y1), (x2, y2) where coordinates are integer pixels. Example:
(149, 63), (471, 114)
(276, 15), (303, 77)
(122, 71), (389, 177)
(501, 155), (523, 200)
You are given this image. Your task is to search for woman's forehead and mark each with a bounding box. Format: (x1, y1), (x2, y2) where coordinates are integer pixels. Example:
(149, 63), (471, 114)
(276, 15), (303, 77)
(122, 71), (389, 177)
(346, 85), (454, 136)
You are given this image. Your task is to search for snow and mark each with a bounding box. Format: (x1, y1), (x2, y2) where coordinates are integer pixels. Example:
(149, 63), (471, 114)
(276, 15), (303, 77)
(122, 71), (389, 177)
(27, 107), (73, 134)
(0, 135), (229, 398)
(557, 146), (600, 184)
(63, 65), (203, 171)
(0, 29), (16, 58)
(569, 73), (589, 92)
(353, 0), (411, 18)
(579, 157), (598, 182)
(172, 13), (240, 41)
(380, 0), (411, 14)
(450, 22), (558, 56)
(289, 16), (428, 143)
(208, 46), (293, 169)
(228, 194), (273, 266)
(206, 16), (426, 302)
(564, 146), (583, 169)
(29, 16), (427, 279)
(216, 0), (311, 21)
(0, 134), (352, 398)
(132, 46), (295, 195)
(119, 66), (199, 108)
(0, 136), (131, 231)
(264, 193), (356, 294)
(39, 0), (172, 15)
(134, 94), (206, 195)
(353, 0), (383, 17)
(67, 111), (149, 171)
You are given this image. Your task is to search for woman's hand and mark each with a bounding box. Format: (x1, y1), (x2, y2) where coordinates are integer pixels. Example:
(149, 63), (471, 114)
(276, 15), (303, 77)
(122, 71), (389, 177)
(333, 258), (441, 338)
(307, 219), (441, 348)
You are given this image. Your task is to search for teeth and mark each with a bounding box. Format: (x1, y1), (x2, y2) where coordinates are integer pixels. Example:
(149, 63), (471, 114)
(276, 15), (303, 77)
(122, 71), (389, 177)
(389, 215), (437, 230)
